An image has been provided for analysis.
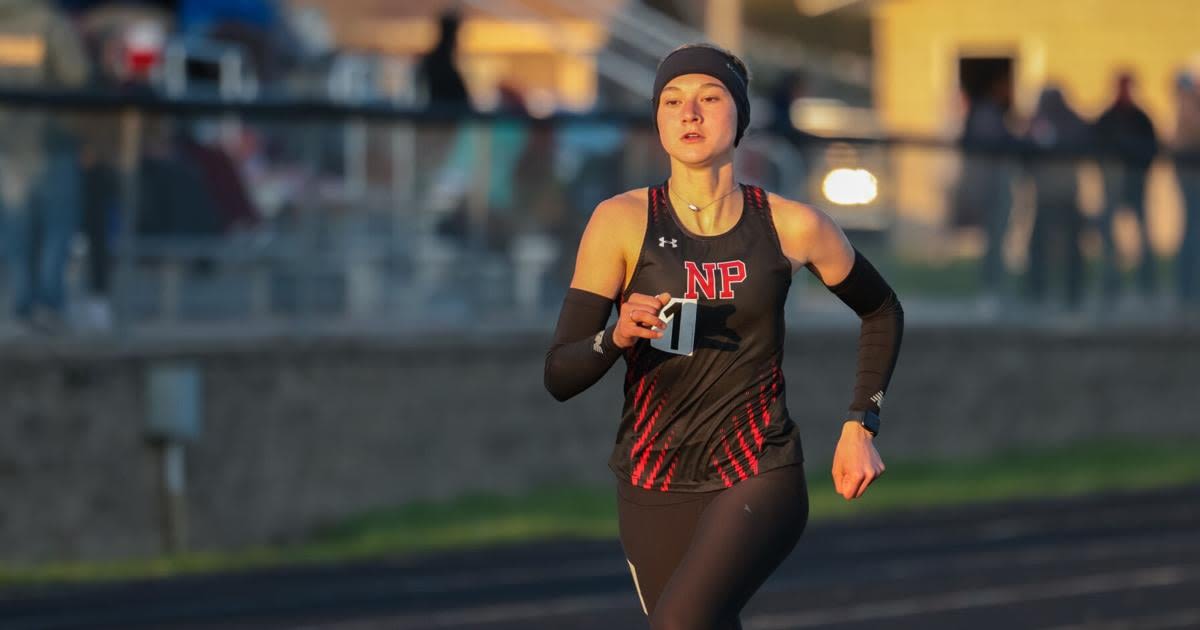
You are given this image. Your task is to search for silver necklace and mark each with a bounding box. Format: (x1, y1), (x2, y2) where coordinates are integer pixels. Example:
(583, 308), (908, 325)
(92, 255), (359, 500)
(669, 182), (741, 212)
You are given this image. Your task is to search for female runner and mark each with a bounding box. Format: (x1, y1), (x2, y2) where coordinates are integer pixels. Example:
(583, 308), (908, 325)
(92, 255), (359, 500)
(545, 43), (904, 629)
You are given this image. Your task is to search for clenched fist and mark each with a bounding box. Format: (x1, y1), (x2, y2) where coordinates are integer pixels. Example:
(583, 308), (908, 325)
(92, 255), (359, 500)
(612, 292), (672, 348)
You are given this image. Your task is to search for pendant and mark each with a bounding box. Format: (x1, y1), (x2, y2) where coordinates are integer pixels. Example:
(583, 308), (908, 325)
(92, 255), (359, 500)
(688, 204), (699, 211)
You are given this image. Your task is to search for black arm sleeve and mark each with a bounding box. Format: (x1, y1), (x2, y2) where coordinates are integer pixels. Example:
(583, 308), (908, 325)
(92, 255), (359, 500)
(544, 288), (625, 402)
(824, 249), (904, 417)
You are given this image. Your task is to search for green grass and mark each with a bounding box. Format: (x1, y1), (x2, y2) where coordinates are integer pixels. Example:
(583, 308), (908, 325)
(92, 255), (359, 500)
(880, 253), (1181, 298)
(3, 437), (1199, 587)
(884, 255), (981, 297)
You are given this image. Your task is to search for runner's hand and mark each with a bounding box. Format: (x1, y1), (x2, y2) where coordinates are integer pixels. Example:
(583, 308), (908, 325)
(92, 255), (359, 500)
(831, 420), (885, 500)
(613, 292), (672, 348)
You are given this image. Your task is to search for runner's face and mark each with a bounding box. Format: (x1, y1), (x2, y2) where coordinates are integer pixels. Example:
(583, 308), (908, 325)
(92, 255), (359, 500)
(656, 73), (737, 165)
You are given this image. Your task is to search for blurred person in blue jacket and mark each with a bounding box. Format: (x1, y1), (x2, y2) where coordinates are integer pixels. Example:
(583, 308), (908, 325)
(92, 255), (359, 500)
(0, 0), (89, 332)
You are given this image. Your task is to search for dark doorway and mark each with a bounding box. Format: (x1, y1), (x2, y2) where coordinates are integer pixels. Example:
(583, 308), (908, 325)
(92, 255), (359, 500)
(959, 56), (1015, 110)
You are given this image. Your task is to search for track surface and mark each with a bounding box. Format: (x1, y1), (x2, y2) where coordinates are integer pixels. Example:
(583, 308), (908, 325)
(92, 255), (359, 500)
(4, 484), (1199, 630)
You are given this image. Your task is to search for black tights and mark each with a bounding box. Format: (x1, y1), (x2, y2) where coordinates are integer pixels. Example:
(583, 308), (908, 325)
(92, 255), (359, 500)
(616, 463), (809, 629)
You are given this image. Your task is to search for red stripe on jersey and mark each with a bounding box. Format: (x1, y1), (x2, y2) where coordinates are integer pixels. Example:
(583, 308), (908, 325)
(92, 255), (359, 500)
(735, 422), (759, 475)
(660, 457), (678, 491)
(772, 362), (782, 393)
(712, 456), (734, 488)
(745, 402), (764, 449)
(632, 435), (653, 486)
(758, 382), (771, 430)
(633, 379), (657, 432)
(643, 430), (674, 489)
(771, 370), (784, 429)
(632, 435), (655, 486)
(631, 399), (665, 484)
(722, 436), (747, 481)
(631, 399), (664, 458)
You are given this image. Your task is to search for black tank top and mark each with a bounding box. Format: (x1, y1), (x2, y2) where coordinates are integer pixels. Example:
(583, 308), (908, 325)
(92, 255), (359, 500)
(608, 181), (804, 492)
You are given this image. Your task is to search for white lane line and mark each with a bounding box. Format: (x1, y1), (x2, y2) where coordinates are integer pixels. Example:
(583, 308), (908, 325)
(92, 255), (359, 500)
(744, 566), (1200, 630)
(1041, 608), (1200, 630)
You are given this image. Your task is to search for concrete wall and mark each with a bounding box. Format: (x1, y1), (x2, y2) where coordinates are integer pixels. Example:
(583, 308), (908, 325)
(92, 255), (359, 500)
(1, 324), (1196, 564)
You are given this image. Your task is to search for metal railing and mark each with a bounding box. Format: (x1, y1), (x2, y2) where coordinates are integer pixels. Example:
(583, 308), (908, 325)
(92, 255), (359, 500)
(0, 87), (1195, 338)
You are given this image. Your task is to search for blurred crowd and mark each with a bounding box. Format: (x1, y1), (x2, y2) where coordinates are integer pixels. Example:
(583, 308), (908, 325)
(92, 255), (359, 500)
(0, 2), (1197, 336)
(0, 2), (636, 334)
(955, 67), (1200, 315)
(0, 0), (306, 333)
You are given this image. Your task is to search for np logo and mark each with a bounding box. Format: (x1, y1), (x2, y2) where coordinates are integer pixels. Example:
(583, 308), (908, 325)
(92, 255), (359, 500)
(658, 237), (678, 248)
(684, 260), (748, 300)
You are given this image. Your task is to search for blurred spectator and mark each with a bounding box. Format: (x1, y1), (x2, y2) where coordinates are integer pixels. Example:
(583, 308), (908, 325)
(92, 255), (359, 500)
(769, 70), (807, 135)
(767, 70), (818, 200)
(1024, 86), (1092, 310)
(955, 72), (1021, 306)
(1094, 71), (1159, 301)
(72, 1), (173, 89)
(555, 88), (626, 222)
(178, 129), (260, 233)
(72, 4), (173, 332)
(178, 0), (295, 83)
(417, 10), (470, 108)
(0, 0), (89, 332)
(420, 9), (485, 247)
(435, 83), (529, 251)
(78, 143), (117, 332)
(136, 118), (223, 240)
(178, 0), (276, 34)
(1173, 69), (1200, 308)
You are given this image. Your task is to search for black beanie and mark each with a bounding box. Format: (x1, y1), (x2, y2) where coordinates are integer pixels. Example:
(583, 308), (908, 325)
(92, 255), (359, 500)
(652, 45), (751, 146)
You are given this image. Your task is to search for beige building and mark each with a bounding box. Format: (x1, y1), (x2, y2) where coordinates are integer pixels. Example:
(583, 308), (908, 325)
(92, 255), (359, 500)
(874, 0), (1200, 134)
(872, 0), (1200, 256)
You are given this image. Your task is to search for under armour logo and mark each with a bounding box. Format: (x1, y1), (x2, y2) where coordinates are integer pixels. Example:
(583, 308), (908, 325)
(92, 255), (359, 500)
(658, 237), (678, 248)
(592, 331), (605, 354)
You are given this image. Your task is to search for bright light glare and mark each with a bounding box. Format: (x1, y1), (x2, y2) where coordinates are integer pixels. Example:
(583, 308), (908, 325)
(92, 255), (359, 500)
(822, 168), (878, 205)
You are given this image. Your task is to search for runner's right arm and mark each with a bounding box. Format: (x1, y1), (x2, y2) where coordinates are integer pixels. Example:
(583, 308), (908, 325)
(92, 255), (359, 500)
(544, 197), (667, 402)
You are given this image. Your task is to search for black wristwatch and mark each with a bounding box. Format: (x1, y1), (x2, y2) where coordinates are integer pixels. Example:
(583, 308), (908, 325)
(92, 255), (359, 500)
(846, 410), (880, 437)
